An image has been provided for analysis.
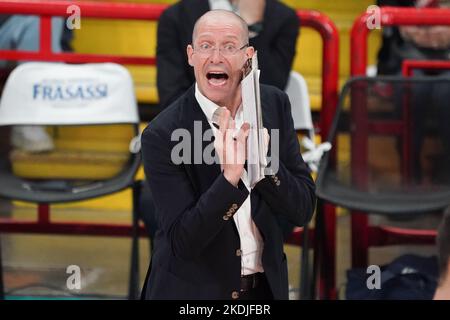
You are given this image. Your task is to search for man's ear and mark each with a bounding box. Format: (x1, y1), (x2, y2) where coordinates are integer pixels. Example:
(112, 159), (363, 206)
(246, 46), (255, 59)
(187, 45), (194, 67)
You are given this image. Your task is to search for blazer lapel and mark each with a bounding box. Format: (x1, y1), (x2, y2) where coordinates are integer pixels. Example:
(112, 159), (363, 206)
(178, 86), (222, 191)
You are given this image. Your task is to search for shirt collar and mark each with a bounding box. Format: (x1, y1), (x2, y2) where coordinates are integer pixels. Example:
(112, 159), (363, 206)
(195, 83), (220, 124)
(194, 83), (244, 125)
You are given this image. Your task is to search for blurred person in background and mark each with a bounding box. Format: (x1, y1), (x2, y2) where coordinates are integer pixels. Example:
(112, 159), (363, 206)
(376, 0), (450, 184)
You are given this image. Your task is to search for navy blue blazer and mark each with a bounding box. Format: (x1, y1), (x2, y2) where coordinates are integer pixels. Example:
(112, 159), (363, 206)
(141, 84), (315, 300)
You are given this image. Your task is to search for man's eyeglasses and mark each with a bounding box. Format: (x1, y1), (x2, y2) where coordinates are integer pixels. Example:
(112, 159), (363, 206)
(193, 43), (249, 56)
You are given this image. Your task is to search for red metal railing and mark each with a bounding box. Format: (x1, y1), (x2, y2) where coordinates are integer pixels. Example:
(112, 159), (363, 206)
(402, 59), (450, 76)
(351, 7), (450, 76)
(350, 7), (450, 268)
(0, 0), (165, 64)
(297, 9), (339, 301)
(297, 10), (339, 140)
(0, 0), (339, 299)
(289, 10), (339, 300)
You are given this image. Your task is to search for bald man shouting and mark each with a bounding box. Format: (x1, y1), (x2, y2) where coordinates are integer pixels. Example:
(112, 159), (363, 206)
(141, 10), (315, 300)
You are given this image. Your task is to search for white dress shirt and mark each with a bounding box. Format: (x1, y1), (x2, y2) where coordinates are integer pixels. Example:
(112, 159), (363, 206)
(195, 84), (264, 275)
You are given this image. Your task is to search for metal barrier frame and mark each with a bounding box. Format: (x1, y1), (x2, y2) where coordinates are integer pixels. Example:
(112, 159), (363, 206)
(402, 59), (450, 77)
(0, 0), (339, 300)
(350, 7), (450, 269)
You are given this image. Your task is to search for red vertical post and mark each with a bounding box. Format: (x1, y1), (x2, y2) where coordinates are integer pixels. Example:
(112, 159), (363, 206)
(38, 204), (50, 224)
(40, 16), (52, 57)
(298, 10), (339, 299)
(350, 12), (371, 269)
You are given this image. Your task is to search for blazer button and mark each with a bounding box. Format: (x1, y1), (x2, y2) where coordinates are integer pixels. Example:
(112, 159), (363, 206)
(275, 180), (281, 186)
(232, 203), (238, 210)
(223, 215), (230, 221)
(236, 249), (242, 256)
(231, 291), (240, 299)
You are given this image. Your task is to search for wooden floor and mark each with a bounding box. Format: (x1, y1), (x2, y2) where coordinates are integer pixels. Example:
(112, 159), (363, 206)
(0, 201), (442, 300)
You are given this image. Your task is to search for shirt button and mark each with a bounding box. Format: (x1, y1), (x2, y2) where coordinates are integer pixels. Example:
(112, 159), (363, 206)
(231, 291), (240, 299)
(236, 249), (242, 256)
(223, 215), (229, 221)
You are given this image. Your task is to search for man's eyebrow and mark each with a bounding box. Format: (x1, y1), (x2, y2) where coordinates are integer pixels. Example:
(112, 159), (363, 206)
(194, 34), (214, 41)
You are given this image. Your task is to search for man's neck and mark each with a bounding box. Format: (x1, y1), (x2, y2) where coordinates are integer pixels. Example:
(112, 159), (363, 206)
(227, 103), (241, 119)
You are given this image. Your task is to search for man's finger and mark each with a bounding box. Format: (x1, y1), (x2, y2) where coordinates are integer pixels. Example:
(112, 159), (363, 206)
(217, 107), (231, 136)
(225, 120), (235, 144)
(235, 123), (250, 164)
(236, 122), (251, 143)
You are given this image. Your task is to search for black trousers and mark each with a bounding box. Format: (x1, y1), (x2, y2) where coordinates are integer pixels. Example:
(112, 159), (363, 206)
(238, 273), (274, 300)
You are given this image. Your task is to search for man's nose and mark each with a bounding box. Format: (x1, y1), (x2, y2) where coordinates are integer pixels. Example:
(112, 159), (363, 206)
(209, 47), (224, 63)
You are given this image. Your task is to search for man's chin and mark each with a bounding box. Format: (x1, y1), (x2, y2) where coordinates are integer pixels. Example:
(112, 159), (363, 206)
(199, 81), (240, 106)
(201, 86), (227, 102)
(204, 92), (227, 106)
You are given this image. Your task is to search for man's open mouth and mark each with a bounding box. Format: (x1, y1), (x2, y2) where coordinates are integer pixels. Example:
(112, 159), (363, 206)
(206, 72), (229, 86)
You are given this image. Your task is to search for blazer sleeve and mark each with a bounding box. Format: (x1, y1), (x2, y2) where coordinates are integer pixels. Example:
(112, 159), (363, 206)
(141, 125), (249, 261)
(254, 93), (316, 227)
(156, 9), (193, 108)
(251, 9), (300, 90)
